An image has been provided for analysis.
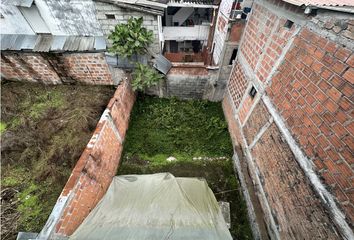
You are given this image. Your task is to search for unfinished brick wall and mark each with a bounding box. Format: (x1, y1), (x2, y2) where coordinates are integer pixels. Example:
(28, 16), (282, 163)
(1, 53), (62, 84)
(224, 95), (342, 239)
(268, 27), (354, 223)
(229, 21), (245, 43)
(38, 80), (135, 238)
(1, 52), (113, 85)
(251, 122), (340, 239)
(224, 0), (353, 238)
(239, 2), (298, 82)
(228, 61), (249, 108)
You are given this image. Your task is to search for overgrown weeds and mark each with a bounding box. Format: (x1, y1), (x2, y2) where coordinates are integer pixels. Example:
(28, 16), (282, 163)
(1, 81), (115, 239)
(119, 95), (253, 239)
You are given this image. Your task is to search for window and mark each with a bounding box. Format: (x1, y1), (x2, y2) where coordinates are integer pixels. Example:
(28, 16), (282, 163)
(249, 86), (257, 99)
(105, 14), (115, 19)
(229, 48), (238, 65)
(284, 20), (294, 29)
(19, 4), (50, 33)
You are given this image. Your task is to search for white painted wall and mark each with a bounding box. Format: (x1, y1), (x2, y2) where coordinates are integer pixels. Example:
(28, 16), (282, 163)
(163, 25), (210, 41)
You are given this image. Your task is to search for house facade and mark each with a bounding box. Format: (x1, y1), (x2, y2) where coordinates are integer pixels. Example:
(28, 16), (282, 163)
(1, 0), (247, 101)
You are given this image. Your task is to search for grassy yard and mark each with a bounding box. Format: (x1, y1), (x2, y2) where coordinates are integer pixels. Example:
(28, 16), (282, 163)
(1, 81), (115, 240)
(118, 95), (253, 239)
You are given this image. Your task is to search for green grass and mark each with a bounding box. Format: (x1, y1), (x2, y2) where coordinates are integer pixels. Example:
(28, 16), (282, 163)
(119, 95), (253, 239)
(123, 95), (233, 157)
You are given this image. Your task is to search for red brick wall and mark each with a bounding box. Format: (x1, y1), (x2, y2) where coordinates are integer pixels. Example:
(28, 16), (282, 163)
(1, 52), (113, 85)
(41, 80), (135, 237)
(251, 123), (340, 239)
(164, 52), (204, 63)
(229, 21), (245, 42)
(1, 53), (62, 84)
(228, 61), (249, 108)
(267, 27), (354, 223)
(224, 0), (353, 237)
(239, 3), (297, 82)
(224, 94), (342, 239)
(222, 95), (244, 148)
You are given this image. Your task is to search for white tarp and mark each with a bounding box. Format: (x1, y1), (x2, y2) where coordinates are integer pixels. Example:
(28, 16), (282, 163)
(70, 173), (232, 240)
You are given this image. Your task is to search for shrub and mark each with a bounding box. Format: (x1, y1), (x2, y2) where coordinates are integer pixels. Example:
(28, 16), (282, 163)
(131, 63), (164, 91)
(108, 17), (154, 58)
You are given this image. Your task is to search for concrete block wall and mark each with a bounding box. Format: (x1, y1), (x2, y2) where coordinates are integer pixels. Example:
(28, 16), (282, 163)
(94, 2), (160, 55)
(38, 80), (135, 238)
(1, 52), (114, 85)
(224, 0), (353, 238)
(145, 21), (246, 101)
(144, 65), (229, 101)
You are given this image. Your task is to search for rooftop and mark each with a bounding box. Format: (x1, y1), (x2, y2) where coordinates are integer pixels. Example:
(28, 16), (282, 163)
(282, 0), (354, 13)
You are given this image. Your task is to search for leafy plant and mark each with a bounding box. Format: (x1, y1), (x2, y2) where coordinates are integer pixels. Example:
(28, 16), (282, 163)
(108, 17), (154, 58)
(0, 122), (6, 133)
(131, 63), (163, 91)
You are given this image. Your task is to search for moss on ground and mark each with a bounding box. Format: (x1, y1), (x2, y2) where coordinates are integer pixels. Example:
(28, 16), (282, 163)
(118, 95), (253, 239)
(1, 81), (115, 240)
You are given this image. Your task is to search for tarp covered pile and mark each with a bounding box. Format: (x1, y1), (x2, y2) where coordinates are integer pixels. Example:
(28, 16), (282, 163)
(70, 173), (232, 240)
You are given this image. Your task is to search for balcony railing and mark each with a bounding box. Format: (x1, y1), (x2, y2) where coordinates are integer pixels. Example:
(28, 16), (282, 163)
(163, 25), (210, 41)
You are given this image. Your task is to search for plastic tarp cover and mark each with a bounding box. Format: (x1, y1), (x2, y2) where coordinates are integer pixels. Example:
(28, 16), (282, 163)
(70, 173), (232, 240)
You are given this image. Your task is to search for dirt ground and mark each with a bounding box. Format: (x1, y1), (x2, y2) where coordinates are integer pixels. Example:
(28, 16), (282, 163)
(1, 81), (115, 240)
(118, 95), (253, 239)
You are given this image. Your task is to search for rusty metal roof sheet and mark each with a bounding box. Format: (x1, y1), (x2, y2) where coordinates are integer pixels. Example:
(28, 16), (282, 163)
(282, 0), (354, 13)
(1, 34), (107, 52)
(154, 54), (172, 75)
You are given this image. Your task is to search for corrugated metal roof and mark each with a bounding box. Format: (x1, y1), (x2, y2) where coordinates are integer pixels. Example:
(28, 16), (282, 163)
(1, 35), (18, 50)
(0, 34), (107, 52)
(13, 35), (27, 50)
(20, 35), (38, 49)
(78, 37), (95, 51)
(50, 36), (67, 51)
(94, 37), (107, 50)
(1, 0), (104, 36)
(283, 0), (354, 7)
(282, 0), (354, 13)
(96, 0), (166, 15)
(12, 0), (33, 7)
(33, 35), (53, 52)
(63, 36), (81, 51)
